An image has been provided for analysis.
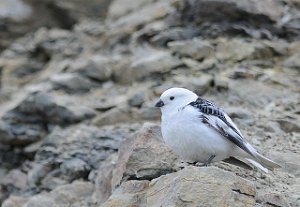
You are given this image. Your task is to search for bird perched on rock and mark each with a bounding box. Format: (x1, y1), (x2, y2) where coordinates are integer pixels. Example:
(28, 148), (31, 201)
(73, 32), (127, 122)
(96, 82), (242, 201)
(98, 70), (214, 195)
(155, 87), (280, 172)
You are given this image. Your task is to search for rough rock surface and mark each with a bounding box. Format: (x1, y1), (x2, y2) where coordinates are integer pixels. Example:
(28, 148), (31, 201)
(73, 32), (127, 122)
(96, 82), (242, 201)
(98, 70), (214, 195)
(103, 166), (256, 207)
(0, 0), (299, 206)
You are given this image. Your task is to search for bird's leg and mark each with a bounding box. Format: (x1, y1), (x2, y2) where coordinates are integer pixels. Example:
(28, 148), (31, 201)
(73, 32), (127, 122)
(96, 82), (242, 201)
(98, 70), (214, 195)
(203, 155), (216, 166)
(189, 155), (216, 167)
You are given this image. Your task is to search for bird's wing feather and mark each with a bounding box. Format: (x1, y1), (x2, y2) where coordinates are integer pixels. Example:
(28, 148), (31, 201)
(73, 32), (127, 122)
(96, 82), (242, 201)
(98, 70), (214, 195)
(189, 97), (255, 157)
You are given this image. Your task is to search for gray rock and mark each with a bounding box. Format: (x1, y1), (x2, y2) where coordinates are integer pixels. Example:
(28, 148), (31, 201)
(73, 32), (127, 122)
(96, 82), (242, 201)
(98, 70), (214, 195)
(48, 181), (94, 206)
(277, 119), (300, 133)
(283, 52), (300, 69)
(106, 0), (176, 46)
(23, 195), (57, 207)
(214, 76), (229, 91)
(1, 0), (111, 49)
(2, 196), (29, 207)
(68, 56), (112, 82)
(107, 0), (157, 20)
(216, 38), (275, 62)
(7, 181), (94, 207)
(93, 105), (160, 126)
(92, 154), (118, 205)
(104, 166), (256, 207)
(0, 91), (95, 145)
(257, 192), (291, 207)
(50, 73), (99, 93)
(150, 27), (200, 46)
(172, 0), (288, 39)
(28, 124), (136, 189)
(0, 0), (31, 21)
(37, 0), (111, 21)
(131, 50), (182, 80)
(168, 39), (214, 60)
(225, 107), (251, 119)
(0, 121), (46, 146)
(173, 74), (213, 95)
(60, 158), (91, 180)
(127, 91), (145, 108)
(5, 91), (95, 125)
(0, 169), (27, 204)
(0, 169), (27, 190)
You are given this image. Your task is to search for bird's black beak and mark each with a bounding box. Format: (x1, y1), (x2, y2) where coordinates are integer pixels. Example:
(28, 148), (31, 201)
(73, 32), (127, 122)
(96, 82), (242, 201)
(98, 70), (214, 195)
(155, 99), (164, 108)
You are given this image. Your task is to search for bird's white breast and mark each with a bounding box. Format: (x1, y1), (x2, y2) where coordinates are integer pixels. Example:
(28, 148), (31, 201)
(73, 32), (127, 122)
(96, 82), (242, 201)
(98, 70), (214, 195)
(161, 106), (234, 163)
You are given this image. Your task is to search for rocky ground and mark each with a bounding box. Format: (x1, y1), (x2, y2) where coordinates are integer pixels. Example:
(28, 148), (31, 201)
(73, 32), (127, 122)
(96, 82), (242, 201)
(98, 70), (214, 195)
(0, 0), (299, 206)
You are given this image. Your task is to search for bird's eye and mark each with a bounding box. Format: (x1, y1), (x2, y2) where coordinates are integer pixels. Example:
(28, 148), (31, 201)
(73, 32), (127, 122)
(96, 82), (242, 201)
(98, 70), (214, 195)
(170, 96), (175, 100)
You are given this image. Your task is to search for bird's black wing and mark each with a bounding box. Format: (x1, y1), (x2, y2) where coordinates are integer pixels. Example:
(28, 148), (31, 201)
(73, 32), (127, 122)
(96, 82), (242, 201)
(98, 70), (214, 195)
(189, 97), (254, 157)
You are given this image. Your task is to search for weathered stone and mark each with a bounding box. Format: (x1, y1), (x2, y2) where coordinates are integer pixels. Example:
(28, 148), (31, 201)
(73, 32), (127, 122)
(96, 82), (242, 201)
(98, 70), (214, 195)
(48, 181), (94, 206)
(0, 58), (44, 88)
(0, 91), (96, 145)
(111, 123), (179, 189)
(216, 38), (275, 62)
(102, 180), (150, 207)
(93, 106), (160, 126)
(107, 0), (158, 20)
(277, 119), (300, 133)
(68, 56), (112, 82)
(131, 50), (182, 80)
(150, 27), (200, 46)
(27, 124), (136, 188)
(257, 192), (291, 207)
(283, 52), (300, 69)
(168, 39), (214, 60)
(23, 195), (57, 207)
(173, 0), (288, 39)
(0, 120), (46, 146)
(0, 169), (27, 190)
(12, 181), (94, 207)
(60, 158), (91, 179)
(5, 91), (95, 125)
(104, 166), (256, 207)
(214, 76), (229, 91)
(108, 0), (175, 35)
(2, 196), (29, 207)
(92, 153), (118, 205)
(50, 73), (99, 93)
(173, 74), (213, 95)
(127, 91), (145, 108)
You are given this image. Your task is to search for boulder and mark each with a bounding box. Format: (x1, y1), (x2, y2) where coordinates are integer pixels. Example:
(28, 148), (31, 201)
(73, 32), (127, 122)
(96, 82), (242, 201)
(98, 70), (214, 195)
(50, 73), (99, 93)
(27, 124), (136, 189)
(67, 56), (112, 82)
(111, 124), (179, 188)
(168, 39), (214, 60)
(130, 50), (182, 81)
(172, 0), (287, 39)
(0, 92), (95, 145)
(103, 166), (256, 207)
(3, 181), (94, 207)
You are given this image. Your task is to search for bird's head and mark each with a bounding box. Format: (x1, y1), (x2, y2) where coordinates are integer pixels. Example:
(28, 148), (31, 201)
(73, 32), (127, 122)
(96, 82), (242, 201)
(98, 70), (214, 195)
(155, 87), (198, 113)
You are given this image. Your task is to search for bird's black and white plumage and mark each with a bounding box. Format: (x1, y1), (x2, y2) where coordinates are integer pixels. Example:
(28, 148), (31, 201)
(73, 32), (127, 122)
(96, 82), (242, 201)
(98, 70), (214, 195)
(155, 87), (280, 172)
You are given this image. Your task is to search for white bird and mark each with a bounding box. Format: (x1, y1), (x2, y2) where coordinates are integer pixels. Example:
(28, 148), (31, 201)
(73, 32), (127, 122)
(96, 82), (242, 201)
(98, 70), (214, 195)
(155, 87), (280, 172)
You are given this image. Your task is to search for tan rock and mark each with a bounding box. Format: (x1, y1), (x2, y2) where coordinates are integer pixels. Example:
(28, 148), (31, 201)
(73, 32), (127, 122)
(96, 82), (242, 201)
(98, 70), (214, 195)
(111, 123), (179, 189)
(104, 166), (256, 207)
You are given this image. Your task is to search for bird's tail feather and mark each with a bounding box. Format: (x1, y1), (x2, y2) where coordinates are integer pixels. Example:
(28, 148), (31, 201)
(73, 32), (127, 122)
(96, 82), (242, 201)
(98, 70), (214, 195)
(255, 152), (281, 170)
(244, 142), (280, 172)
(245, 158), (269, 173)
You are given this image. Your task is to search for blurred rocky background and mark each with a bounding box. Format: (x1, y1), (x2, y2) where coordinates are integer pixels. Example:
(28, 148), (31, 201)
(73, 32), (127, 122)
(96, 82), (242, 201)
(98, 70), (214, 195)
(0, 0), (299, 206)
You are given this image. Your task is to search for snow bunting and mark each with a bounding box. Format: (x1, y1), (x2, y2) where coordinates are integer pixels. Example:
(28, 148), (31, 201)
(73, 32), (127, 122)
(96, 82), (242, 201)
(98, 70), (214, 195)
(155, 87), (280, 172)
